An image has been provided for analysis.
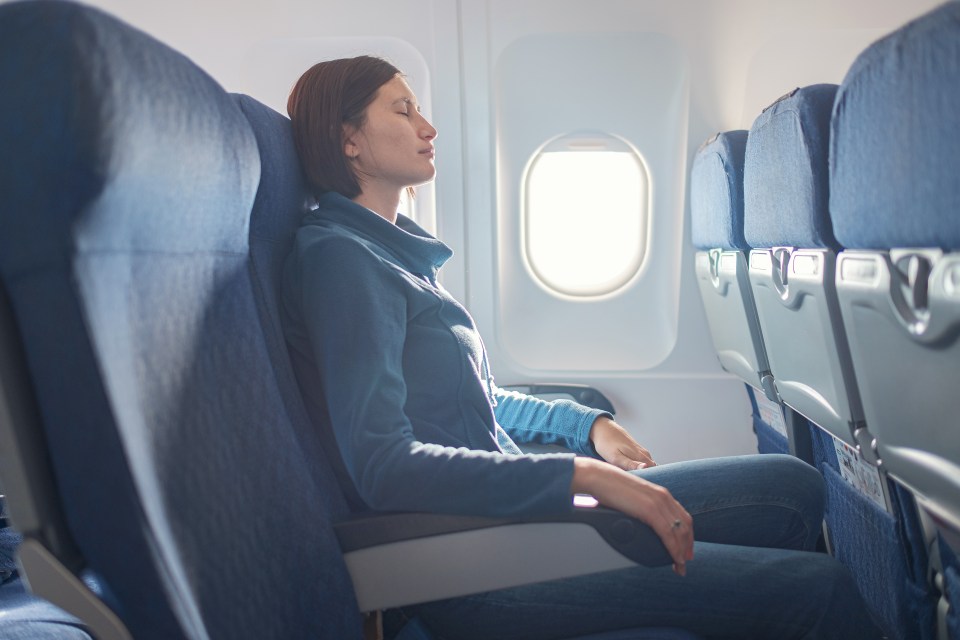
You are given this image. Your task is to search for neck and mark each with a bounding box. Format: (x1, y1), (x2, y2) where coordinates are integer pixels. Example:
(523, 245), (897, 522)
(352, 186), (401, 225)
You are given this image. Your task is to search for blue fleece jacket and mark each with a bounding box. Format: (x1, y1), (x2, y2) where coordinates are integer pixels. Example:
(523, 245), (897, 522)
(281, 192), (608, 517)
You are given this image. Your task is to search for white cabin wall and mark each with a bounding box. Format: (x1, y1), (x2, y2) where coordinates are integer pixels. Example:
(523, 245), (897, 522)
(20, 0), (946, 462)
(453, 0), (944, 464)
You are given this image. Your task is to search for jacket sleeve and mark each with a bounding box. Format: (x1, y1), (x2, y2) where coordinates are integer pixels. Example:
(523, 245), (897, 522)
(288, 232), (577, 518)
(492, 386), (610, 458)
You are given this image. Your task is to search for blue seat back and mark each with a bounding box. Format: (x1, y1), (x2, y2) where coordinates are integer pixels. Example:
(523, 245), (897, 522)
(743, 81), (940, 640)
(690, 131), (749, 253)
(744, 85), (839, 251)
(742, 83), (868, 447)
(830, 1), (960, 251)
(233, 93), (358, 518)
(690, 131), (787, 454)
(831, 5), (960, 637)
(0, 2), (360, 638)
(831, 0), (960, 532)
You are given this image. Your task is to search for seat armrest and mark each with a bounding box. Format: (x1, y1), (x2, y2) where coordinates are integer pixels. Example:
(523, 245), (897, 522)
(335, 506), (669, 611)
(499, 383), (616, 415)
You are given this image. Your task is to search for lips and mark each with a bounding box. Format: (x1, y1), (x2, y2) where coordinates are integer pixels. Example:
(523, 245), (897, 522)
(420, 147), (435, 158)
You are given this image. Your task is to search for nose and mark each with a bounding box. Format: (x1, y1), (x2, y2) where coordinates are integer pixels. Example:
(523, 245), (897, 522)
(420, 115), (437, 141)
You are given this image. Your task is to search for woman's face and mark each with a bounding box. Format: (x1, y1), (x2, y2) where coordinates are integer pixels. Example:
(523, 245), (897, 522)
(344, 75), (437, 194)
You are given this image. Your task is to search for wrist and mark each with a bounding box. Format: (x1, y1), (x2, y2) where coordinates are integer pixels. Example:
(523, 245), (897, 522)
(588, 415), (614, 443)
(571, 456), (618, 495)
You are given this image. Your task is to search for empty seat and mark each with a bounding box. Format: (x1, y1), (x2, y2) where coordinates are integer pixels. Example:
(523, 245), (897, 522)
(741, 83), (873, 452)
(0, 1), (364, 636)
(691, 131), (772, 396)
(743, 82), (936, 640)
(831, 0), (960, 548)
(690, 130), (795, 456)
(830, 2), (960, 636)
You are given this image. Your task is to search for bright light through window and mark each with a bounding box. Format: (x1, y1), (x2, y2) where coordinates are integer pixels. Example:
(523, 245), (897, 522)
(398, 189), (415, 220)
(525, 137), (648, 297)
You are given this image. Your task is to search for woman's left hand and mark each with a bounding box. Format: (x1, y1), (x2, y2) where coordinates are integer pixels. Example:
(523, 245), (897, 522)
(589, 416), (656, 471)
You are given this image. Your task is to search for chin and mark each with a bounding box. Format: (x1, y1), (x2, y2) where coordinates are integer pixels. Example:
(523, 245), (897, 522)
(411, 171), (436, 187)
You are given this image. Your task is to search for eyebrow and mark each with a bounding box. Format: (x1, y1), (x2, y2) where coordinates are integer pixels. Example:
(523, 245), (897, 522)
(391, 96), (422, 112)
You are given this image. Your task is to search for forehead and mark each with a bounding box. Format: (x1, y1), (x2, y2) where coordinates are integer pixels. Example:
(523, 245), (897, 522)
(376, 75), (416, 103)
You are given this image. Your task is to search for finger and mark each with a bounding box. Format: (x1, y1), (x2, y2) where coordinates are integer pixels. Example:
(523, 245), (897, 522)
(662, 501), (694, 565)
(628, 445), (656, 468)
(646, 496), (693, 572)
(672, 511), (695, 563)
(636, 446), (656, 467)
(615, 447), (655, 471)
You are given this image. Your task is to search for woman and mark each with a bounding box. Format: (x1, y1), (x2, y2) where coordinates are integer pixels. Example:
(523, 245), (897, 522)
(281, 55), (881, 639)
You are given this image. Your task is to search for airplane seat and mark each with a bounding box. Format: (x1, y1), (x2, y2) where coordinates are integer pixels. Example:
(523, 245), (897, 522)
(0, 0), (362, 637)
(829, 2), (960, 636)
(742, 83), (864, 448)
(744, 82), (935, 640)
(690, 130), (789, 453)
(234, 93), (703, 640)
(0, 2), (700, 639)
(690, 130), (809, 460)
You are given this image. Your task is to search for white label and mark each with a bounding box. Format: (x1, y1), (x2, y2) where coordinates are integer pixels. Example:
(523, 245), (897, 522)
(833, 438), (887, 510)
(755, 393), (788, 439)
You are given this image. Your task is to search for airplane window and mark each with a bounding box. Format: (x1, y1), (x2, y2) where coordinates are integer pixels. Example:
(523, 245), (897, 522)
(399, 188), (416, 220)
(524, 133), (649, 297)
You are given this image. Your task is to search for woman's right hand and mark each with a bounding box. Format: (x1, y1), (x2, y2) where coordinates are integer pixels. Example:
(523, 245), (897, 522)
(571, 457), (694, 576)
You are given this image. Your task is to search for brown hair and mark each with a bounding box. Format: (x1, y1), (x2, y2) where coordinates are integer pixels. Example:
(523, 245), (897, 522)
(287, 56), (401, 199)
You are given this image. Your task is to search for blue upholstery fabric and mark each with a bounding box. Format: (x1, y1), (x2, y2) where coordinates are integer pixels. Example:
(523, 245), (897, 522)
(830, 1), (960, 250)
(940, 539), (960, 640)
(0, 2), (360, 638)
(690, 130), (749, 251)
(0, 578), (92, 640)
(0, 499), (22, 583)
(235, 92), (365, 625)
(743, 84), (839, 249)
(810, 426), (936, 640)
(574, 629), (702, 640)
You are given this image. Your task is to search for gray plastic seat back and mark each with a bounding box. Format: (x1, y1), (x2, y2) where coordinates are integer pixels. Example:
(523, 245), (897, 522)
(691, 131), (777, 402)
(743, 84), (870, 451)
(830, 1), (960, 537)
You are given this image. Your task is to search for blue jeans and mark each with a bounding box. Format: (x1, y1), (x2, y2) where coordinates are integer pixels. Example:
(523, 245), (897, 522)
(385, 454), (882, 639)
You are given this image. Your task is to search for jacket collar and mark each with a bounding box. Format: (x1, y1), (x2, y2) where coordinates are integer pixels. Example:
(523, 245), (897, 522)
(306, 191), (453, 280)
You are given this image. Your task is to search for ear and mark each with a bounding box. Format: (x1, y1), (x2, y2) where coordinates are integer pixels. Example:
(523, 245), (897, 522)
(342, 124), (360, 159)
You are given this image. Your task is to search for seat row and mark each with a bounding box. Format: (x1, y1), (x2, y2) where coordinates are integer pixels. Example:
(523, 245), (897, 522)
(690, 3), (960, 639)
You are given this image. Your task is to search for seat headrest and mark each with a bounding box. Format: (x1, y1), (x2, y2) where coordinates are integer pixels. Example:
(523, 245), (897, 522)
(233, 94), (314, 244)
(830, 1), (960, 250)
(0, 0), (259, 280)
(743, 84), (839, 250)
(690, 130), (749, 251)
